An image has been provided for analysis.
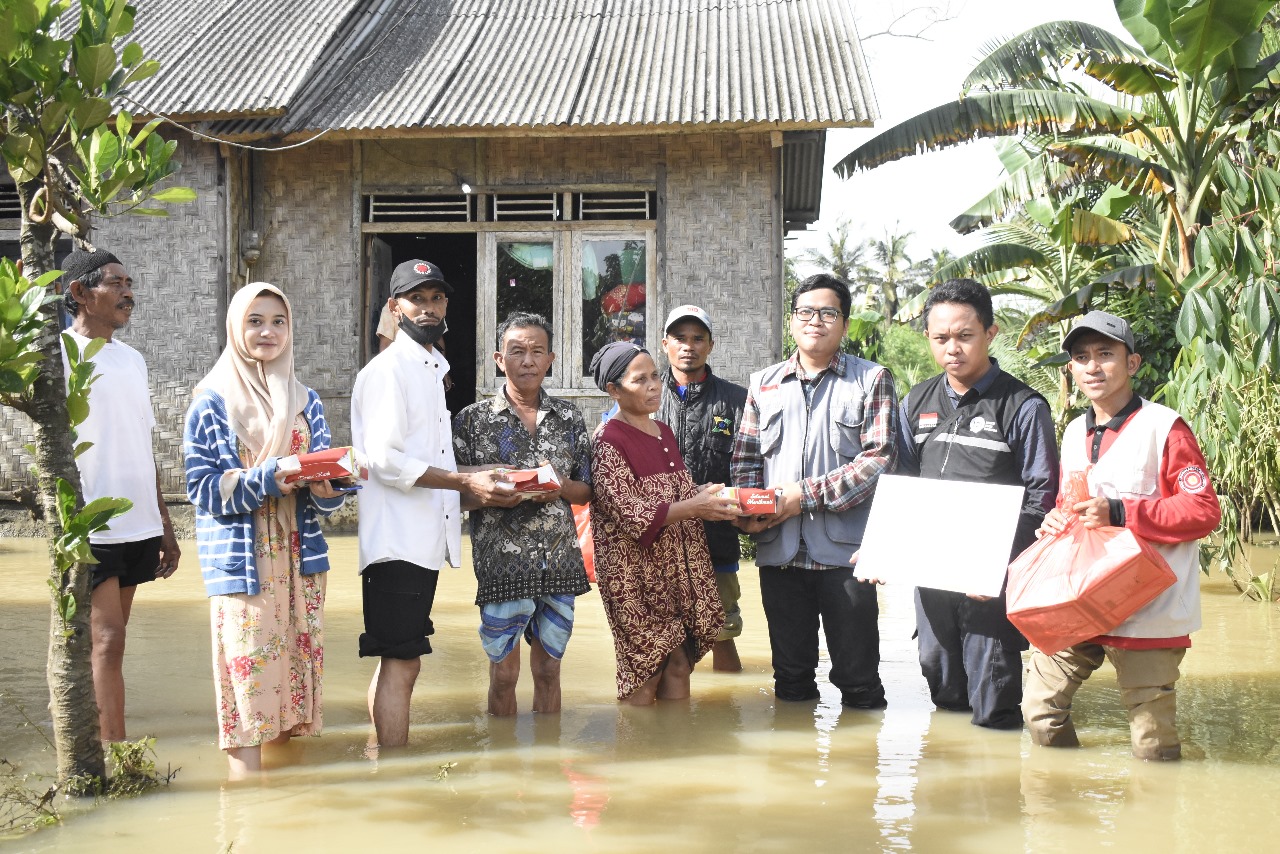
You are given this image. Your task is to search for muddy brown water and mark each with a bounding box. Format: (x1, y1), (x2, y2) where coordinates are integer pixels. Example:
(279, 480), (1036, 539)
(1, 535), (1277, 851)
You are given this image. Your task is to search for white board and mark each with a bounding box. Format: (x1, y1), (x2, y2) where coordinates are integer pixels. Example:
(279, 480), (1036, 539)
(853, 474), (1025, 597)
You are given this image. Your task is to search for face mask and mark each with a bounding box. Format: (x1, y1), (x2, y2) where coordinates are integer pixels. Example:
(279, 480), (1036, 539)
(398, 314), (447, 348)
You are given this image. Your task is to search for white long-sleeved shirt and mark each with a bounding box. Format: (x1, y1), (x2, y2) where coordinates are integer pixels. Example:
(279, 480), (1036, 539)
(351, 333), (460, 571)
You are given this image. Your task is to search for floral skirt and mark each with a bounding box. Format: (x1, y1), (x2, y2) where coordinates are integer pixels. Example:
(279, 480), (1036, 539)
(211, 504), (325, 749)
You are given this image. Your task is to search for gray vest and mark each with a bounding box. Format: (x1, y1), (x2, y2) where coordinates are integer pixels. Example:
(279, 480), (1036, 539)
(749, 355), (884, 567)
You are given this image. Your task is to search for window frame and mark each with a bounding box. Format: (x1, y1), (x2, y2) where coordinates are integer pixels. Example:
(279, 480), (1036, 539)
(477, 225), (656, 398)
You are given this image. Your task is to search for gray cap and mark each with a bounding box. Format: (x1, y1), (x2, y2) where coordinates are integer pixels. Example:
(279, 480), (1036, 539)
(1062, 310), (1135, 353)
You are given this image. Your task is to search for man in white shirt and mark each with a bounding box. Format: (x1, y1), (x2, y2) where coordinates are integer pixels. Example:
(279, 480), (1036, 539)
(60, 248), (180, 743)
(351, 258), (518, 748)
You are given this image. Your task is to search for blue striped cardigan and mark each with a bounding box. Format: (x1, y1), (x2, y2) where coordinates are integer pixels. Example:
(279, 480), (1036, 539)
(184, 388), (346, 597)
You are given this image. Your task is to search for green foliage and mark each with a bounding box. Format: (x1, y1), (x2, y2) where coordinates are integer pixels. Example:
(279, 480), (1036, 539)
(1161, 138), (1280, 598)
(1, 0), (192, 235)
(835, 0), (1280, 279)
(877, 323), (935, 394)
(0, 258), (56, 406)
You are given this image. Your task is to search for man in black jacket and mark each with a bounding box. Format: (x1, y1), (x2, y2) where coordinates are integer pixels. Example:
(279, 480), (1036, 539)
(896, 279), (1058, 729)
(657, 305), (749, 671)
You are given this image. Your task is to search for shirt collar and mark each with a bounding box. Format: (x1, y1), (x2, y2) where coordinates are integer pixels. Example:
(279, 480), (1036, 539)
(944, 358), (1001, 401)
(784, 350), (845, 381)
(491, 386), (573, 424)
(1084, 393), (1143, 433)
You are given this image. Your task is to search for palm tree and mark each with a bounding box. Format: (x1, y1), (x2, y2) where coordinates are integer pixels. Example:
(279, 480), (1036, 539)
(834, 0), (1280, 281)
(866, 228), (915, 321)
(798, 218), (871, 284)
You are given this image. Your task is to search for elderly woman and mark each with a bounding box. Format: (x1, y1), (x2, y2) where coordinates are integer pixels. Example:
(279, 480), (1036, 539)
(589, 341), (740, 705)
(184, 283), (346, 776)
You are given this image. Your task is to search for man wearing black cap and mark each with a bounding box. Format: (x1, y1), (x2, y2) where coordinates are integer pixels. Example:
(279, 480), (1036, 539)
(1023, 310), (1221, 760)
(60, 248), (180, 743)
(351, 258), (520, 748)
(657, 304), (749, 671)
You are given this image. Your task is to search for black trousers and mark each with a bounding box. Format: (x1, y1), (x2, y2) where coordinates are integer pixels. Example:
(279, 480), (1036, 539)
(914, 586), (1027, 729)
(759, 565), (884, 707)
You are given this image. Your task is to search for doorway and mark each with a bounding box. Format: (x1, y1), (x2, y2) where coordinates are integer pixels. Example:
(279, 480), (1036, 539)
(366, 232), (479, 412)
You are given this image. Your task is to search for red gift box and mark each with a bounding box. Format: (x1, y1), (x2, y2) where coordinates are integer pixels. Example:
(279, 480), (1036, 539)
(278, 447), (366, 484)
(719, 487), (777, 514)
(499, 464), (560, 494)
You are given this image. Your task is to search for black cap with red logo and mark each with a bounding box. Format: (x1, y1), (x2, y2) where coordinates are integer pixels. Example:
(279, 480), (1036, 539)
(389, 259), (454, 296)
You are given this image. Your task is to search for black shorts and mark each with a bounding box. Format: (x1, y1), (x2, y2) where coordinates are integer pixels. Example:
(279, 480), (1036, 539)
(359, 560), (440, 660)
(90, 537), (162, 590)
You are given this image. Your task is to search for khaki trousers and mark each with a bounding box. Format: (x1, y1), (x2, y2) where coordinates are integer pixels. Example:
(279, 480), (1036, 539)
(1022, 643), (1185, 760)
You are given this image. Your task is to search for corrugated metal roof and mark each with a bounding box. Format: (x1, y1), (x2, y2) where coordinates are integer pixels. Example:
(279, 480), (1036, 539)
(105, 0), (368, 119)
(782, 130), (826, 231)
(117, 0), (877, 135)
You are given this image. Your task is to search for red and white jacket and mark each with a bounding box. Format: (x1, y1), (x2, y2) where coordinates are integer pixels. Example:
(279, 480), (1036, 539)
(1060, 399), (1221, 646)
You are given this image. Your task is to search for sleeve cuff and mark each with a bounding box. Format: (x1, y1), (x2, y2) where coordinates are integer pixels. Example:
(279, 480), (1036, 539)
(1109, 498), (1127, 527)
(396, 459), (431, 492)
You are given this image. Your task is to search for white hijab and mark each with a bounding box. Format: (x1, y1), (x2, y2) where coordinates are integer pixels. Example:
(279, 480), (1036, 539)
(195, 283), (308, 466)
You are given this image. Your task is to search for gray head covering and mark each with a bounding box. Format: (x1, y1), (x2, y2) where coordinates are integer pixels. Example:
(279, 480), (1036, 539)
(590, 341), (647, 391)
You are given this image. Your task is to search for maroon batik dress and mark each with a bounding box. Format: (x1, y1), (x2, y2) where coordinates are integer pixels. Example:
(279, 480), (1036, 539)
(590, 417), (724, 699)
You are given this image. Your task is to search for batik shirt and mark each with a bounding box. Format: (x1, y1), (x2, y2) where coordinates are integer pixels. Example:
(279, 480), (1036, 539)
(453, 389), (592, 605)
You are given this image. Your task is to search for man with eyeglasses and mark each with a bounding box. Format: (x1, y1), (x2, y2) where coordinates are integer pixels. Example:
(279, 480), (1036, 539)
(895, 279), (1057, 730)
(731, 274), (898, 708)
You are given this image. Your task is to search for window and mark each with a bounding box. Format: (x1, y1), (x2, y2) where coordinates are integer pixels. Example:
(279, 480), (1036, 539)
(579, 238), (648, 378)
(479, 229), (654, 394)
(494, 240), (555, 378)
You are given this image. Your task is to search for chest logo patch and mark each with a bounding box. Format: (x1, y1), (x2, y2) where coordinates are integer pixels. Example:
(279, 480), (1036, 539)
(711, 415), (733, 436)
(919, 412), (938, 430)
(968, 416), (995, 434)
(1178, 465), (1208, 494)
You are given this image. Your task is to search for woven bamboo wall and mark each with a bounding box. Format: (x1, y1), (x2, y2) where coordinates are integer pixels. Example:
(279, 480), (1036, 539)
(0, 133), (223, 496)
(252, 141), (358, 449)
(658, 133), (779, 390)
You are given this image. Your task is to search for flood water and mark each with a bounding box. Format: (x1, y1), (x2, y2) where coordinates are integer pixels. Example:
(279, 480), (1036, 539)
(2, 535), (1278, 852)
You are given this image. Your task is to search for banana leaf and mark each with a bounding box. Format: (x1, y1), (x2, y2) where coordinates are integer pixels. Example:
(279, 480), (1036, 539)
(962, 21), (1158, 91)
(834, 91), (1139, 176)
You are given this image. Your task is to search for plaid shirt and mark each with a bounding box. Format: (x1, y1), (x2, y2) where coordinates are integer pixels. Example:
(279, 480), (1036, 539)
(731, 351), (898, 570)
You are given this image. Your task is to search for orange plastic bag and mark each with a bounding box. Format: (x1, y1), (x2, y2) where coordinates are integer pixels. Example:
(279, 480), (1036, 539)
(571, 503), (595, 584)
(1006, 472), (1176, 655)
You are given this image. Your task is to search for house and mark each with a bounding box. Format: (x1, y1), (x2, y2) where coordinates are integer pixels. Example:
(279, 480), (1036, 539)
(0, 0), (877, 499)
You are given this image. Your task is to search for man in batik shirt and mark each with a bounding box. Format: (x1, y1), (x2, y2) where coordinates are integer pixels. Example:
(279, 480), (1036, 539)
(453, 312), (593, 715)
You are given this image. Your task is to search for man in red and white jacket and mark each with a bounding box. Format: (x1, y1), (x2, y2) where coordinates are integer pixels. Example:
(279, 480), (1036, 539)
(1022, 311), (1221, 760)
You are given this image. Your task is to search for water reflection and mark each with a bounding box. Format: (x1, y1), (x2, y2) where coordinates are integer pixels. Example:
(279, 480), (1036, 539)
(0, 536), (1277, 850)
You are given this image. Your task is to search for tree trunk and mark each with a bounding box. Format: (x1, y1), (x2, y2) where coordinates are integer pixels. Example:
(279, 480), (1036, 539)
(17, 177), (107, 787)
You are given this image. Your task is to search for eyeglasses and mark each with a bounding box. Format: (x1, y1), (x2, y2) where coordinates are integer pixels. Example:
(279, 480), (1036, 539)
(793, 307), (842, 323)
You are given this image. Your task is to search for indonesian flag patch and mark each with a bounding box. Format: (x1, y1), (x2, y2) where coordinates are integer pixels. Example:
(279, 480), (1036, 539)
(919, 412), (938, 430)
(1178, 465), (1208, 493)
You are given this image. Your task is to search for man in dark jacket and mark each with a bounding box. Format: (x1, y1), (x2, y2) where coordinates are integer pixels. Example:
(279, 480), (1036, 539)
(657, 305), (749, 671)
(897, 278), (1058, 729)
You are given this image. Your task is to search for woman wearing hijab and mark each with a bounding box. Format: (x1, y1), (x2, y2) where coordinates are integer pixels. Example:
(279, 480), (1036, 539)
(184, 283), (346, 775)
(589, 341), (740, 705)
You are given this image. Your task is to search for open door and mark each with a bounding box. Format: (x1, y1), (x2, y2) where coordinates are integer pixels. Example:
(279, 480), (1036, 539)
(364, 235), (393, 360)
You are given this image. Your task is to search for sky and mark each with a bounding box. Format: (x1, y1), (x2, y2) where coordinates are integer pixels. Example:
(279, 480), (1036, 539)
(789, 0), (1130, 267)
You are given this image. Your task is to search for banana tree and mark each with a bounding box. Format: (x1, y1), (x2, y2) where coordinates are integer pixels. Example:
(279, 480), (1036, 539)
(1161, 133), (1280, 596)
(835, 0), (1280, 280)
